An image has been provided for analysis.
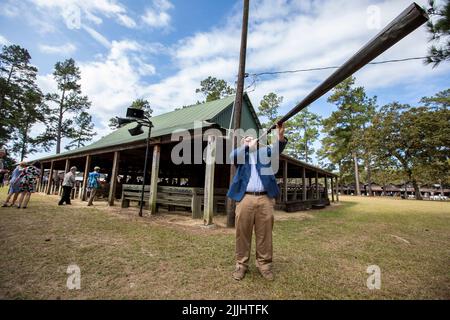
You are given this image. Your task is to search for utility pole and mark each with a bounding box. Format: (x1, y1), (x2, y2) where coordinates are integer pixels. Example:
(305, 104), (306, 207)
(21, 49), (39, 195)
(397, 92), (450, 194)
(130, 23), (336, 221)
(226, 0), (250, 228)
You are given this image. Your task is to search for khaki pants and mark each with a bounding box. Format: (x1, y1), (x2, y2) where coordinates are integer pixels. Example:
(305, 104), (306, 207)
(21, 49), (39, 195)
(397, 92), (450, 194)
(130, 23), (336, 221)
(235, 194), (275, 271)
(87, 188), (97, 206)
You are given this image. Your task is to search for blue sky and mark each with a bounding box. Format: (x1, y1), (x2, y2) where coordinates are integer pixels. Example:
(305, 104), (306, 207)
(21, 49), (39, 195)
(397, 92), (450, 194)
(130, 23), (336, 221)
(0, 0), (449, 162)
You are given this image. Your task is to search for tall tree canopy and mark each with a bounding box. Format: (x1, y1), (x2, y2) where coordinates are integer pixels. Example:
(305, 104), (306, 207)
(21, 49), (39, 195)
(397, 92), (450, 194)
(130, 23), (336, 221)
(371, 103), (450, 199)
(321, 77), (377, 195)
(65, 111), (96, 150)
(45, 58), (91, 154)
(257, 92), (283, 128)
(426, 0), (450, 67)
(9, 88), (50, 161)
(0, 44), (38, 146)
(285, 108), (321, 163)
(421, 88), (449, 109)
(195, 76), (235, 102)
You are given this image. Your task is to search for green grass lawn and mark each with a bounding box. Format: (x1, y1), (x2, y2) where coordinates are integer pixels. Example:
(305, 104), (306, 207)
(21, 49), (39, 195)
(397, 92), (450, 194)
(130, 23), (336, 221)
(0, 188), (449, 299)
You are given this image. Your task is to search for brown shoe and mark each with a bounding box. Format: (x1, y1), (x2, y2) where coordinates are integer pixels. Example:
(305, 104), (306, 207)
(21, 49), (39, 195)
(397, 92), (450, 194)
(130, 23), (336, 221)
(232, 265), (247, 281)
(259, 269), (274, 281)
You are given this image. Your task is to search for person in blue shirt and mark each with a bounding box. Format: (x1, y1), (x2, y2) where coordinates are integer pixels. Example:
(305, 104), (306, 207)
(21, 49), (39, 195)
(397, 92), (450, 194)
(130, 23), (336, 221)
(228, 123), (287, 281)
(87, 166), (101, 206)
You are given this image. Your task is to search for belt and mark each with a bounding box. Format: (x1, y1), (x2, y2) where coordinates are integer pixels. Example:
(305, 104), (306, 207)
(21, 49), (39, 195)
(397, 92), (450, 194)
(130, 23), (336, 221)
(245, 191), (267, 196)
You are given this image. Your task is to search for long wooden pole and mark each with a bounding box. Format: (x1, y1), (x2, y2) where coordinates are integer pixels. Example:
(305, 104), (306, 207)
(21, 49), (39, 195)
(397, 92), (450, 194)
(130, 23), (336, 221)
(226, 0), (250, 228)
(259, 3), (428, 138)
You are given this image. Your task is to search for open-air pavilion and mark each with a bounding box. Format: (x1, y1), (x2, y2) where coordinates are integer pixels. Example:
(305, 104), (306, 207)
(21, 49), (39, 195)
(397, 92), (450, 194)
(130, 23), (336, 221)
(35, 94), (338, 220)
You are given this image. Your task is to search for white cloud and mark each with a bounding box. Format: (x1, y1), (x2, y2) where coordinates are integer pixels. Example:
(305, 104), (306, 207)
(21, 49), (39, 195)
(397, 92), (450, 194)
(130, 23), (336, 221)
(0, 34), (10, 46)
(34, 0), (450, 149)
(39, 43), (77, 55)
(30, 0), (136, 28)
(37, 40), (160, 137)
(158, 0), (450, 115)
(82, 25), (111, 48)
(142, 0), (173, 29)
(117, 13), (137, 28)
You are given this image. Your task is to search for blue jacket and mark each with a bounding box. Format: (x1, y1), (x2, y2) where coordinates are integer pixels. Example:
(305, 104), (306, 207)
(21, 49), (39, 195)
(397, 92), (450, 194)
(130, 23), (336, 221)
(227, 139), (288, 201)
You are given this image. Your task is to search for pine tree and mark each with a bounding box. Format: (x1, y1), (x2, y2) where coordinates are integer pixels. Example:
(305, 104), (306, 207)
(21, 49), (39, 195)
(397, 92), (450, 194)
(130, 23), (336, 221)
(10, 88), (49, 160)
(321, 77), (376, 196)
(65, 111), (96, 150)
(257, 93), (283, 128)
(45, 58), (91, 154)
(425, 0), (450, 67)
(0, 44), (38, 146)
(285, 108), (321, 163)
(195, 76), (235, 102)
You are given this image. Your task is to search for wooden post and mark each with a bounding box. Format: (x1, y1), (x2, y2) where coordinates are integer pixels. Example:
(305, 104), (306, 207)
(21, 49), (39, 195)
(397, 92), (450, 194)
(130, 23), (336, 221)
(191, 189), (201, 219)
(308, 177), (312, 200)
(46, 161), (54, 195)
(336, 177), (340, 202)
(149, 144), (161, 215)
(108, 151), (120, 206)
(37, 163), (44, 192)
(302, 167), (306, 201)
(283, 160), (288, 203)
(203, 135), (217, 225)
(226, 0), (250, 228)
(81, 155), (91, 201)
(331, 176), (335, 202)
(315, 172), (319, 200)
(325, 175), (329, 200)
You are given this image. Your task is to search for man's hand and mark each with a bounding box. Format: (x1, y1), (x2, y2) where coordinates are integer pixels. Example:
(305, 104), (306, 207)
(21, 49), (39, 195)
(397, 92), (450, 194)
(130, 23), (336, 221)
(242, 136), (257, 150)
(277, 122), (286, 142)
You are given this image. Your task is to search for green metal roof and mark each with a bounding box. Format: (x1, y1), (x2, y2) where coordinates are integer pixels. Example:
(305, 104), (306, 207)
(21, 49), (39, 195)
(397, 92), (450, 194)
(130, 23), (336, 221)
(37, 95), (238, 161)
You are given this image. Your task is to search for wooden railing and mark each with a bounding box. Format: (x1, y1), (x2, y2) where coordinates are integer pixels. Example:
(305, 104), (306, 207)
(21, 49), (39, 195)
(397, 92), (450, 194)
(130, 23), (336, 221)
(121, 184), (228, 218)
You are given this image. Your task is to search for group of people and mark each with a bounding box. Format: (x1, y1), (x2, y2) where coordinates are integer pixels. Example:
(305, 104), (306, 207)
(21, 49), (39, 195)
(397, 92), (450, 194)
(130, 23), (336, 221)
(1, 161), (41, 209)
(58, 166), (101, 206)
(1, 162), (102, 208)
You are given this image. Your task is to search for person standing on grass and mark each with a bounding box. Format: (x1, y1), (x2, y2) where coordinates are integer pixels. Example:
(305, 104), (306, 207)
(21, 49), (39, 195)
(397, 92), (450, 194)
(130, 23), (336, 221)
(87, 166), (101, 206)
(58, 166), (77, 206)
(16, 161), (41, 209)
(0, 171), (4, 188)
(2, 162), (26, 207)
(227, 123), (287, 282)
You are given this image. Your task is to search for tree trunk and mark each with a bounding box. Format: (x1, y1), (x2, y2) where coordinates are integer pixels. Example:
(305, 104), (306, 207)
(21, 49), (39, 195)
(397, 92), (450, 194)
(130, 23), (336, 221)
(353, 152), (361, 196)
(20, 126), (28, 161)
(304, 139), (308, 163)
(56, 89), (66, 154)
(412, 179), (422, 200)
(366, 158), (373, 196)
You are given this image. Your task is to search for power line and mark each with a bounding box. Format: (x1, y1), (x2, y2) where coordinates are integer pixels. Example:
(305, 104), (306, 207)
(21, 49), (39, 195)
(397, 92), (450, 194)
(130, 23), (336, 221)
(247, 56), (431, 77)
